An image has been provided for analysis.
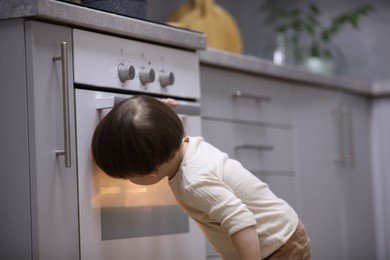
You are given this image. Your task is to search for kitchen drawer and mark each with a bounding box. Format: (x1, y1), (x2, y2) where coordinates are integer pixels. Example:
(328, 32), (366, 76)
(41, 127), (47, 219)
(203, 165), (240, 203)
(201, 119), (295, 173)
(200, 66), (293, 125)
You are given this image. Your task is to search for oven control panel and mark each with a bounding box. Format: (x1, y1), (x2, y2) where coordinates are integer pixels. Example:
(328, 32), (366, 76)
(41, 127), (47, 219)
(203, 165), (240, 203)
(73, 29), (200, 99)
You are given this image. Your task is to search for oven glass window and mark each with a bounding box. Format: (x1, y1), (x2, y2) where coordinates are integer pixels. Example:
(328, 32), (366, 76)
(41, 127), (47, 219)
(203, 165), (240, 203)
(95, 168), (188, 240)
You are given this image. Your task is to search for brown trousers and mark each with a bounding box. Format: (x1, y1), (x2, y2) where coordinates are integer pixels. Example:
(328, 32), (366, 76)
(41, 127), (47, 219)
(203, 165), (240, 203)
(265, 220), (311, 260)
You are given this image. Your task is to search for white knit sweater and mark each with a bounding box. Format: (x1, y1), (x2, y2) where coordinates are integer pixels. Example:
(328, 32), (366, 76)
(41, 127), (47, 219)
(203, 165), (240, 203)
(169, 136), (298, 259)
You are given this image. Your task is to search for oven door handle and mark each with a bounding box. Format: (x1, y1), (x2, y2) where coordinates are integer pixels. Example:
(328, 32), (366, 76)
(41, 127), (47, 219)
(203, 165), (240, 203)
(172, 101), (201, 116)
(96, 96), (201, 116)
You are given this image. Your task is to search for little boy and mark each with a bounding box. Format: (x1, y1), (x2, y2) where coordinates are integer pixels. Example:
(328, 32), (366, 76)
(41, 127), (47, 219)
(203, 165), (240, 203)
(92, 95), (310, 260)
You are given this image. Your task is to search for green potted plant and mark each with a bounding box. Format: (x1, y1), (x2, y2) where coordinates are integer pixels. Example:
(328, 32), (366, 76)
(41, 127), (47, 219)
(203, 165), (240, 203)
(265, 2), (374, 74)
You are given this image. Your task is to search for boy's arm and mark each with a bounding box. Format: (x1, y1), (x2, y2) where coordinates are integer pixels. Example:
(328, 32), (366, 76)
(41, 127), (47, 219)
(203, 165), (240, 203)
(231, 225), (262, 260)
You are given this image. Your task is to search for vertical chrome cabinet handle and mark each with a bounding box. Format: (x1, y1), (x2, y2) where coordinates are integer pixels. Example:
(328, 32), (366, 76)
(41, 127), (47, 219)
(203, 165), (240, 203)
(53, 42), (71, 168)
(342, 105), (354, 164)
(332, 104), (345, 164)
(232, 90), (272, 102)
(332, 104), (354, 165)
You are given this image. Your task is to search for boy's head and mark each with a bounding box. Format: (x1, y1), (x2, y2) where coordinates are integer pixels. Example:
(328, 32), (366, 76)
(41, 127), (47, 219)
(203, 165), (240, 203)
(92, 95), (184, 179)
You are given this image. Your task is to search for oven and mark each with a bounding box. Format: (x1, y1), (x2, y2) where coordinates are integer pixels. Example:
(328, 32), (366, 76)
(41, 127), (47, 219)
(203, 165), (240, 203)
(72, 29), (205, 259)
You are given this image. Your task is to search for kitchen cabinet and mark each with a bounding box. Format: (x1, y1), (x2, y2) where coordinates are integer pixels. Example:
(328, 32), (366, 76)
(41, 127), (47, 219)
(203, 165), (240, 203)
(200, 65), (297, 259)
(0, 19), (31, 260)
(292, 85), (376, 259)
(371, 97), (390, 260)
(0, 20), (79, 259)
(200, 66), (297, 206)
(200, 61), (376, 259)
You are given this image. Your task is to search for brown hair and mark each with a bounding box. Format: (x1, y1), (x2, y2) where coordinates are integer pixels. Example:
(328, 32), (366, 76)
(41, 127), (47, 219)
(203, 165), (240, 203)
(91, 95), (184, 179)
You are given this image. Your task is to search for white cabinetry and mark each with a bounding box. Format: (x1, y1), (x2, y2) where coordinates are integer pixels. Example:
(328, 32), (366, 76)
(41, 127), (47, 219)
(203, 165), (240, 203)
(0, 20), (79, 259)
(200, 64), (376, 260)
(371, 97), (390, 260)
(201, 66), (297, 205)
(200, 65), (297, 259)
(26, 21), (79, 260)
(292, 85), (375, 260)
(0, 19), (31, 259)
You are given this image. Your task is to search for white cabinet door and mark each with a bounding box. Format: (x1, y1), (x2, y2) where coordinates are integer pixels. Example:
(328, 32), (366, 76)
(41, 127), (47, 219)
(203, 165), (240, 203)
(291, 86), (343, 259)
(336, 92), (375, 260)
(25, 21), (79, 259)
(0, 19), (32, 259)
(292, 85), (375, 260)
(371, 98), (390, 260)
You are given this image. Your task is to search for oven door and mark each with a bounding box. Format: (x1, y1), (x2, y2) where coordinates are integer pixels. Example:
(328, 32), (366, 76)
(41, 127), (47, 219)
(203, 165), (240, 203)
(75, 89), (205, 260)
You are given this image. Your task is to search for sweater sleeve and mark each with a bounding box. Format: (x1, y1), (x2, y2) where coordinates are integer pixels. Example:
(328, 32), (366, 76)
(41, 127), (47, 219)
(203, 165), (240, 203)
(181, 172), (257, 236)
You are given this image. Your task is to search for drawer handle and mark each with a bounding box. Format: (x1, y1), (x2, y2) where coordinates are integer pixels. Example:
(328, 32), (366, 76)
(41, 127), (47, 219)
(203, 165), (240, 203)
(234, 143), (273, 151)
(233, 90), (272, 102)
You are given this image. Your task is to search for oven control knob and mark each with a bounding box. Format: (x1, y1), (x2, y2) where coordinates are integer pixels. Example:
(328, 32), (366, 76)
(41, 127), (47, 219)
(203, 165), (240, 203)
(118, 63), (135, 82)
(139, 67), (155, 85)
(159, 71), (175, 88)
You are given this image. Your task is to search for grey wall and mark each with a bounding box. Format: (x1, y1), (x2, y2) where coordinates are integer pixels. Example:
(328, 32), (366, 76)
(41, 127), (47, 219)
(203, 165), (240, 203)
(147, 0), (390, 81)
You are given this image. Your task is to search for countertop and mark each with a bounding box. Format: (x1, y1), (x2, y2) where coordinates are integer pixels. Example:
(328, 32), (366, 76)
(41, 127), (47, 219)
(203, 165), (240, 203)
(199, 49), (390, 97)
(1, 0), (388, 97)
(0, 0), (206, 51)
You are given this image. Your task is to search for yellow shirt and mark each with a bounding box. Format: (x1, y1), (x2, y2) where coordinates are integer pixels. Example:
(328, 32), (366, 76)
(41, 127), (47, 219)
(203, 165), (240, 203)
(169, 136), (298, 259)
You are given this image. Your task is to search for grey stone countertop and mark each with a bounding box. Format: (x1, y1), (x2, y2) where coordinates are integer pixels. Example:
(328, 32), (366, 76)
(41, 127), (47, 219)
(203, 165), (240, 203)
(0, 0), (206, 51)
(199, 49), (390, 97)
